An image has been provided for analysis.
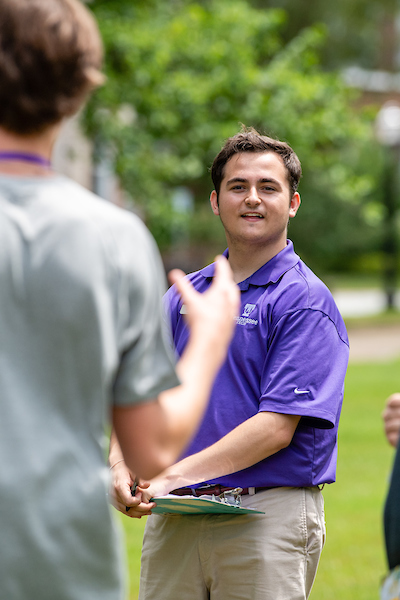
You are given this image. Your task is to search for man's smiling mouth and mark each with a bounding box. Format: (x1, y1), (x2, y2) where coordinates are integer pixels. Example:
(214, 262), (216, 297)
(241, 213), (264, 218)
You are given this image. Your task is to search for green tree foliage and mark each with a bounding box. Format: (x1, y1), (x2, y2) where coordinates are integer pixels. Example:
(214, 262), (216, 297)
(85, 0), (380, 273)
(253, 0), (400, 70)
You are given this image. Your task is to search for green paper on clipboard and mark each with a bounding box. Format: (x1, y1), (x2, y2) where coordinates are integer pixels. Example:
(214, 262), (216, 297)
(150, 494), (265, 515)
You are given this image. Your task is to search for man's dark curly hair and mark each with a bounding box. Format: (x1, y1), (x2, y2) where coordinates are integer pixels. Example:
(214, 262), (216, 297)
(211, 126), (302, 199)
(0, 0), (104, 135)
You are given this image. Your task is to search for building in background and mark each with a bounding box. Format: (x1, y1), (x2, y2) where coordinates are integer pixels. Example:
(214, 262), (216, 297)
(53, 112), (122, 206)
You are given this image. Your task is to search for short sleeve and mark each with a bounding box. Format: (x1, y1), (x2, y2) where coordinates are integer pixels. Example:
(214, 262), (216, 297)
(112, 220), (180, 406)
(259, 308), (349, 428)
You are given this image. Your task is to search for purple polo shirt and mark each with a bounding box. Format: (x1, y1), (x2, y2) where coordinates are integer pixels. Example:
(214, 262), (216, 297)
(165, 241), (349, 488)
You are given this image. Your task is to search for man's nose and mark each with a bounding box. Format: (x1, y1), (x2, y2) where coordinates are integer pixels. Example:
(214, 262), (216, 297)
(245, 187), (261, 205)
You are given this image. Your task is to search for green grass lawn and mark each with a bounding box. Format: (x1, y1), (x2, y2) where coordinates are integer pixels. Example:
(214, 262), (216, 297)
(310, 359), (399, 600)
(117, 358), (400, 600)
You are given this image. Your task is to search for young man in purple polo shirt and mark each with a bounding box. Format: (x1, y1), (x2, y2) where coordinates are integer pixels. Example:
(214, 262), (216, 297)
(110, 127), (349, 600)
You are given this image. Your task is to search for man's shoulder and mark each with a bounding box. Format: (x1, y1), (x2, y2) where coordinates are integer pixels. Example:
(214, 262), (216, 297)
(274, 258), (334, 307)
(0, 173), (152, 244)
(275, 259), (341, 321)
(51, 176), (154, 244)
(270, 259), (348, 341)
(294, 259), (331, 294)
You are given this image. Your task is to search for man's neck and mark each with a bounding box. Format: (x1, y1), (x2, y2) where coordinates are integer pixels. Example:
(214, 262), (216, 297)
(227, 240), (287, 284)
(0, 125), (60, 176)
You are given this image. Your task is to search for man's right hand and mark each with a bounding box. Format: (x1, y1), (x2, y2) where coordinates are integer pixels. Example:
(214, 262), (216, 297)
(383, 393), (400, 447)
(168, 255), (239, 371)
(109, 461), (156, 518)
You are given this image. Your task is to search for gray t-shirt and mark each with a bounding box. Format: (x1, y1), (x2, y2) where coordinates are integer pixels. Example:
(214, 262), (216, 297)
(0, 174), (180, 599)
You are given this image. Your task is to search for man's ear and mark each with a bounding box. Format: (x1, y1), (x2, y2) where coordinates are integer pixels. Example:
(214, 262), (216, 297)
(210, 190), (220, 216)
(289, 192), (301, 219)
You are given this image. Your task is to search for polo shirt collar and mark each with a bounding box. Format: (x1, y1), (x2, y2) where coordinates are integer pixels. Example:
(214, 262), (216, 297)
(199, 240), (300, 290)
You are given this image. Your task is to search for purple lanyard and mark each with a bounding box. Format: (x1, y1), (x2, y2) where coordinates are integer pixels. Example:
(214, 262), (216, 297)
(0, 151), (51, 167)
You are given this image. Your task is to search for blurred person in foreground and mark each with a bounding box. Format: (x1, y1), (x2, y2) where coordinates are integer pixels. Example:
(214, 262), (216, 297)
(0, 1), (239, 599)
(110, 127), (350, 600)
(381, 394), (400, 598)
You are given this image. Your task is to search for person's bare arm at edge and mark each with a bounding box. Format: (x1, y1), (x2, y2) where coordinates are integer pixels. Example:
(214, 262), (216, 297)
(383, 393), (400, 448)
(110, 256), (239, 511)
(117, 411), (300, 518)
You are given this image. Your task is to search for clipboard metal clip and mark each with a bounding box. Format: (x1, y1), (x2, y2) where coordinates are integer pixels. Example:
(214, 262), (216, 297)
(215, 487), (243, 506)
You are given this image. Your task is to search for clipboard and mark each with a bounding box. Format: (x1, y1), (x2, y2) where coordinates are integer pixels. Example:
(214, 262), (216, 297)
(150, 494), (265, 515)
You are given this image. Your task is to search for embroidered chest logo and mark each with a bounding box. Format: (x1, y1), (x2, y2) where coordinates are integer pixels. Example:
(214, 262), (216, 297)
(242, 303), (256, 318)
(236, 303), (258, 326)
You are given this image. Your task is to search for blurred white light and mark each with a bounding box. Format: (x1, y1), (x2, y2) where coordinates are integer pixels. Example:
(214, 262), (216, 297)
(375, 102), (400, 146)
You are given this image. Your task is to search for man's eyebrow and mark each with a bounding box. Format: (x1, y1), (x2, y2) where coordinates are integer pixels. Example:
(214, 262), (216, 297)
(259, 178), (280, 185)
(225, 177), (281, 186)
(226, 177), (248, 185)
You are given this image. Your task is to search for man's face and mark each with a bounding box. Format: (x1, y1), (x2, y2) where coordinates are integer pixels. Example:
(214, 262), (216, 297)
(210, 151), (300, 251)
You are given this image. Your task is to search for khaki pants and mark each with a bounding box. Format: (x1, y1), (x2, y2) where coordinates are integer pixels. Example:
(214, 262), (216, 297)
(139, 486), (326, 600)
